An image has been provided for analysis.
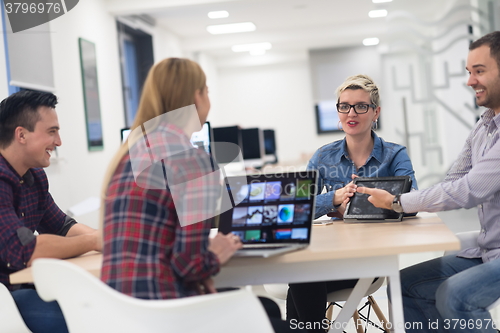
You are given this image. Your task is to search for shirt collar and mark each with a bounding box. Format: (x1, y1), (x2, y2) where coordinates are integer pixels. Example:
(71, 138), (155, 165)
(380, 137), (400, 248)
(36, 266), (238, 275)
(340, 131), (383, 164)
(22, 170), (34, 186)
(481, 108), (497, 123)
(0, 154), (35, 186)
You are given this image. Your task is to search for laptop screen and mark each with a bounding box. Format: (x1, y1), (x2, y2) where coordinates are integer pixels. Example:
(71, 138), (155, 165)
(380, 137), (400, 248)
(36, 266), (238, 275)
(218, 171), (318, 244)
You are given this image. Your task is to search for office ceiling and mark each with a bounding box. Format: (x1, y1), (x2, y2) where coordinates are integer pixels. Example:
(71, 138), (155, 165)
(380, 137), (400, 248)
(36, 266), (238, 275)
(105, 0), (453, 65)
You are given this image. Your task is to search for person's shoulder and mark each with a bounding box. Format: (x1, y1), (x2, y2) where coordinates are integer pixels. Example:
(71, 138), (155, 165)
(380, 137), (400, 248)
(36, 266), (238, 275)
(375, 135), (408, 159)
(316, 139), (344, 153)
(0, 157), (18, 184)
(375, 134), (406, 150)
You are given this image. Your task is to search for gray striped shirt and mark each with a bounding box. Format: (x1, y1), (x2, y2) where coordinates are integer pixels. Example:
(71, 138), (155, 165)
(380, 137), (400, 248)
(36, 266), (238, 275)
(402, 109), (500, 262)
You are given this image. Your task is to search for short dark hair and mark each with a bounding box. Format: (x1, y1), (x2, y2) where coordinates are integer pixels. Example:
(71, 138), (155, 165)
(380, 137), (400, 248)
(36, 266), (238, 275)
(470, 31), (500, 72)
(0, 90), (58, 149)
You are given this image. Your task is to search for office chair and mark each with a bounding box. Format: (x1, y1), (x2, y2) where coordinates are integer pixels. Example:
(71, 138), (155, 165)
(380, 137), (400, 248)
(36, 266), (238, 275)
(444, 230), (500, 312)
(32, 259), (274, 333)
(0, 283), (32, 333)
(264, 278), (389, 333)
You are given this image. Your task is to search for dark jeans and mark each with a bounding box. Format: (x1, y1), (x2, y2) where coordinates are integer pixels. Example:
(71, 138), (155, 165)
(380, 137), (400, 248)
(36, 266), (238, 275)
(259, 296), (307, 333)
(287, 279), (378, 333)
(396, 255), (500, 333)
(11, 288), (68, 333)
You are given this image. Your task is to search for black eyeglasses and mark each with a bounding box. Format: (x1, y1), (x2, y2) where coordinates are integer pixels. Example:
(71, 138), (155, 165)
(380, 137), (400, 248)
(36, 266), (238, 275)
(336, 103), (376, 114)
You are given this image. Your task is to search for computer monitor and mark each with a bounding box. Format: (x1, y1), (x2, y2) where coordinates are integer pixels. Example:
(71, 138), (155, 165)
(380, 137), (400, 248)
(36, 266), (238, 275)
(121, 122), (212, 156)
(212, 126), (243, 164)
(241, 128), (265, 168)
(314, 100), (342, 134)
(263, 129), (278, 164)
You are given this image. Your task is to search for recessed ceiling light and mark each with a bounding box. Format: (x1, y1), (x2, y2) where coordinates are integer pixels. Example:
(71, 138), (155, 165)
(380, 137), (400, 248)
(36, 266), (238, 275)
(206, 22), (256, 34)
(231, 42), (272, 52)
(363, 38), (380, 46)
(369, 9), (388, 18)
(208, 11), (229, 19)
(372, 0), (392, 3)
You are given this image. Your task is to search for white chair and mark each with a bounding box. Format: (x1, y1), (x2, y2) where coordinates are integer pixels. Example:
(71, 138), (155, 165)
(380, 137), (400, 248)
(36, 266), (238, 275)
(444, 230), (500, 311)
(32, 259), (274, 333)
(0, 283), (32, 333)
(264, 278), (389, 333)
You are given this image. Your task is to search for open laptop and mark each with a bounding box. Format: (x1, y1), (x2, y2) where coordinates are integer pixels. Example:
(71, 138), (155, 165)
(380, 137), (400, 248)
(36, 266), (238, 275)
(218, 170), (318, 257)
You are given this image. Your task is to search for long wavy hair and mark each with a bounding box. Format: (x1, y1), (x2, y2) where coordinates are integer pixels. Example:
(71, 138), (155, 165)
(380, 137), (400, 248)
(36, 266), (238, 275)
(99, 58), (206, 230)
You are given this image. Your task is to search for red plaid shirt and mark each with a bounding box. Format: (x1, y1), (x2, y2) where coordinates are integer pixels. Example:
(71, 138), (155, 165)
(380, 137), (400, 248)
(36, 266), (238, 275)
(101, 123), (220, 299)
(0, 155), (67, 290)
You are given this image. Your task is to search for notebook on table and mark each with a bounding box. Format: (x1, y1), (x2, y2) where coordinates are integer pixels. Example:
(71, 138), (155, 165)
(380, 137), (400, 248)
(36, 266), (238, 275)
(343, 176), (412, 223)
(218, 170), (318, 257)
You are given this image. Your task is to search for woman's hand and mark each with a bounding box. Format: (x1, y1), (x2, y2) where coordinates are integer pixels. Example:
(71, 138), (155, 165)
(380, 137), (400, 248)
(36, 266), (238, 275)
(198, 278), (217, 294)
(333, 174), (358, 207)
(208, 232), (243, 265)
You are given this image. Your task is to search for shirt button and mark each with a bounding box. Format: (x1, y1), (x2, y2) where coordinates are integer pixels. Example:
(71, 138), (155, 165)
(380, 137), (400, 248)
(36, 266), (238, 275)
(479, 204), (483, 209)
(21, 212), (25, 217)
(20, 179), (24, 184)
(482, 229), (486, 233)
(6, 263), (10, 267)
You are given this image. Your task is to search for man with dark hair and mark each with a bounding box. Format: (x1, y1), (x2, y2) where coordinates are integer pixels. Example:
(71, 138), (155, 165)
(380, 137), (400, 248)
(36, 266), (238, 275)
(357, 30), (500, 333)
(0, 90), (101, 333)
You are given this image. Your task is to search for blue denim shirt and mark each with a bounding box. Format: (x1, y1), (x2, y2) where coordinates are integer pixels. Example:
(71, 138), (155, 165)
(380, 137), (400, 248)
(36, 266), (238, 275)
(308, 131), (418, 218)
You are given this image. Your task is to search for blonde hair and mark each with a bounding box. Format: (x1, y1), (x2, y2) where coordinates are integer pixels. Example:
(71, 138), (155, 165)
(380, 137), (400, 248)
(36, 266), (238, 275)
(336, 74), (380, 106)
(99, 58), (206, 231)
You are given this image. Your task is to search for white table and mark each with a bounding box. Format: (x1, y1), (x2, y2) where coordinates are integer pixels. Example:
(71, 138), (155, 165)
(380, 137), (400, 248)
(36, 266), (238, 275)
(213, 215), (459, 333)
(11, 216), (459, 333)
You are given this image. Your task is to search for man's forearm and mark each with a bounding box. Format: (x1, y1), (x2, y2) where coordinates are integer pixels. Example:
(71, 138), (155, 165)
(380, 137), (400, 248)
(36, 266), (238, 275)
(65, 222), (97, 237)
(27, 232), (99, 266)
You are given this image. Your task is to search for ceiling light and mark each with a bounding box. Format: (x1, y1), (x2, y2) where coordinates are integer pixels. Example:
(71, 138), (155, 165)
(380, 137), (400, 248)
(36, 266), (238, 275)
(368, 9), (388, 18)
(363, 38), (380, 46)
(372, 0), (392, 3)
(208, 11), (229, 19)
(249, 49), (266, 56)
(207, 22), (256, 34)
(232, 42), (272, 52)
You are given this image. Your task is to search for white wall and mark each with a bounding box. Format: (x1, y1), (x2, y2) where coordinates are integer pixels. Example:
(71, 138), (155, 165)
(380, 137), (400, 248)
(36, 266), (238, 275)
(45, 0), (124, 227)
(0, 0), (186, 227)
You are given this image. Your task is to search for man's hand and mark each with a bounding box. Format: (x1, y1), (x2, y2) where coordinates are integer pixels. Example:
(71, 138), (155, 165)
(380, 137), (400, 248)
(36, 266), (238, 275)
(356, 186), (395, 210)
(208, 232), (243, 265)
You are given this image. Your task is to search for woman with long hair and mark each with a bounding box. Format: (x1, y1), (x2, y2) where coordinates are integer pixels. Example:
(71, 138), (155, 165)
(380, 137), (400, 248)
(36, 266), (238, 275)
(100, 58), (303, 332)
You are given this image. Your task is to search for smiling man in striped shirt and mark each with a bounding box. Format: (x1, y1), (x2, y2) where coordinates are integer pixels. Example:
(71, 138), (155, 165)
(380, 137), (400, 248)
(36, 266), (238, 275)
(358, 31), (500, 333)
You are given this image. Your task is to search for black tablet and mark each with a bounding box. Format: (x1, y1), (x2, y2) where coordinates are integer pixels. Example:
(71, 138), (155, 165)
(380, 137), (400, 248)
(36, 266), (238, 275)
(343, 176), (412, 223)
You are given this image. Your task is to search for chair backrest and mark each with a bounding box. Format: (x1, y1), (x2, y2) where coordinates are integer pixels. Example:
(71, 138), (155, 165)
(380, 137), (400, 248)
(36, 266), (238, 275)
(32, 259), (274, 333)
(0, 283), (32, 333)
(444, 230), (480, 256)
